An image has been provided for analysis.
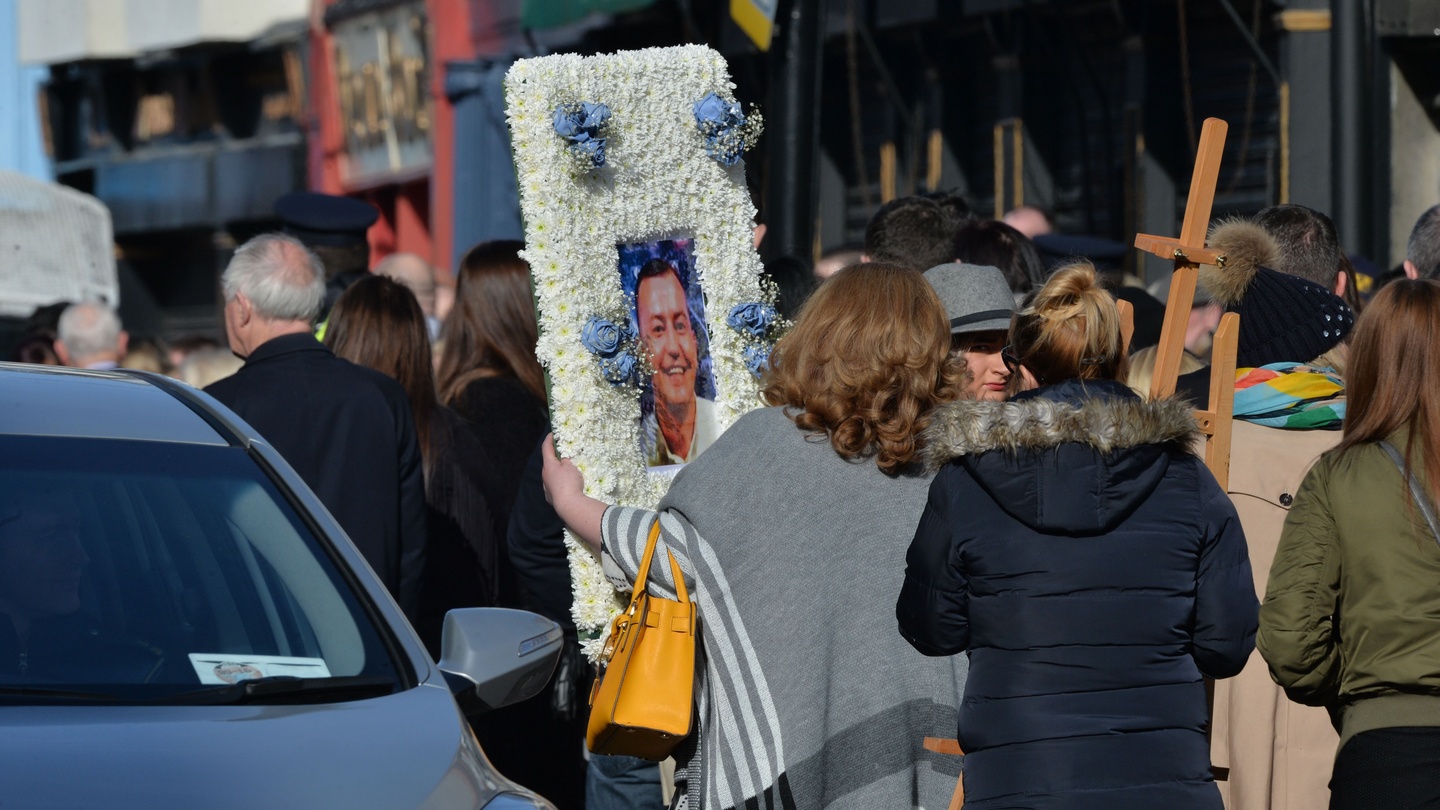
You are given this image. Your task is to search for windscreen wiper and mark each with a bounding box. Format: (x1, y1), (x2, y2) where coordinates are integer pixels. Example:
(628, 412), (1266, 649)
(152, 675), (396, 706)
(0, 685), (121, 702)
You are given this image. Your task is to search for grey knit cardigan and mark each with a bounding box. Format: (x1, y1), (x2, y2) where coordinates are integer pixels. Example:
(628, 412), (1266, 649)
(601, 406), (968, 810)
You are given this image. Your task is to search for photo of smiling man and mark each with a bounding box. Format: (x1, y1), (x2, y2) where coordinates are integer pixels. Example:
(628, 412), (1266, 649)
(618, 240), (721, 470)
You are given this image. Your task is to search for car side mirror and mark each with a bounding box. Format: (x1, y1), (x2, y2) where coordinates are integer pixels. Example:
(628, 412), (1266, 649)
(436, 608), (563, 716)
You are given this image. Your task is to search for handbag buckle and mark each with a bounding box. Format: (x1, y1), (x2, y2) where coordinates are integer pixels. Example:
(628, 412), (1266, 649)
(600, 614), (629, 661)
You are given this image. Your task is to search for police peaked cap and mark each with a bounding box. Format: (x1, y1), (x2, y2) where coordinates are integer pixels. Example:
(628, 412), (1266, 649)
(274, 192), (379, 247)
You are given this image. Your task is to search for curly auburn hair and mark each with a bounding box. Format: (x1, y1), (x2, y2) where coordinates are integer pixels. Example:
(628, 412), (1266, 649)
(761, 262), (963, 475)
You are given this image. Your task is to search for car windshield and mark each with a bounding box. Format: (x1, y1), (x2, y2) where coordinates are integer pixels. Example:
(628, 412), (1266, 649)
(0, 435), (404, 703)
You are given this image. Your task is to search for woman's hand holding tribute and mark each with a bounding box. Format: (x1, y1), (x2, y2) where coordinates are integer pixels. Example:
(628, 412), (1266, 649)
(541, 433), (607, 551)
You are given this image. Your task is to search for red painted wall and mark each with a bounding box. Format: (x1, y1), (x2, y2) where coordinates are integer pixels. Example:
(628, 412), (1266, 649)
(307, 0), (479, 271)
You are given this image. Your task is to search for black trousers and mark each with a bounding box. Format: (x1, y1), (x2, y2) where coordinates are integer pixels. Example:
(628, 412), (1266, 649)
(1331, 727), (1440, 810)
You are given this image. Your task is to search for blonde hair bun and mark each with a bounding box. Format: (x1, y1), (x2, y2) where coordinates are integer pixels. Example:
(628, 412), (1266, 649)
(1029, 262), (1109, 320)
(1010, 261), (1127, 387)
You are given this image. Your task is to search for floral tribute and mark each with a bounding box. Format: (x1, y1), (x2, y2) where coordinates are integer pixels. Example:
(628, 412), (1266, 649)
(506, 45), (778, 660)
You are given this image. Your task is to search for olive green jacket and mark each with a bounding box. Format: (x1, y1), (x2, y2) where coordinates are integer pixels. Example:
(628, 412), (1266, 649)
(1257, 431), (1440, 748)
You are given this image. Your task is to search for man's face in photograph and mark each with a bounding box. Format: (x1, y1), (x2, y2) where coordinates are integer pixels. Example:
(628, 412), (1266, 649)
(637, 268), (698, 409)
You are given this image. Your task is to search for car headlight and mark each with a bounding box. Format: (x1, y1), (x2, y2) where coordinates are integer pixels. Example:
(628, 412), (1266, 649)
(481, 792), (558, 810)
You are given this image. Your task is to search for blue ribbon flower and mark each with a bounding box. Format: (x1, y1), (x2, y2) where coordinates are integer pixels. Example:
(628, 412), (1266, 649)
(727, 302), (777, 338)
(580, 316), (631, 358)
(693, 92), (762, 167)
(694, 93), (740, 127)
(599, 352), (639, 386)
(552, 102), (612, 169)
(581, 316), (640, 387)
(743, 345), (771, 378)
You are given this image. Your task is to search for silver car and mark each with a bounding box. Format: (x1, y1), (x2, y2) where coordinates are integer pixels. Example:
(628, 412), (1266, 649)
(0, 363), (560, 809)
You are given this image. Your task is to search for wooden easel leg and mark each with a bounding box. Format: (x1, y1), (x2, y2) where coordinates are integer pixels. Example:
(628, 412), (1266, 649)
(924, 737), (965, 809)
(1117, 298), (1135, 357)
(1203, 312), (1240, 489)
(948, 776), (965, 810)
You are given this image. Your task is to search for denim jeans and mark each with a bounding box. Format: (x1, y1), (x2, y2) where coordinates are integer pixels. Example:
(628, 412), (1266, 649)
(586, 753), (665, 809)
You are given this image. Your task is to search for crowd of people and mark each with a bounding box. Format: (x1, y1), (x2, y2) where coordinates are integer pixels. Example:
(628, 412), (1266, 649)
(540, 195), (1440, 810)
(8, 185), (1440, 810)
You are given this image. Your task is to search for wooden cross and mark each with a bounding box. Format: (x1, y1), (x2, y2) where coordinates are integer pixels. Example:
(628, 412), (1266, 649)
(1133, 117), (1240, 489)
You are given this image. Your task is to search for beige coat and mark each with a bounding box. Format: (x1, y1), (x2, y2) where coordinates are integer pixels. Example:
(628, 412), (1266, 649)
(1211, 420), (1340, 810)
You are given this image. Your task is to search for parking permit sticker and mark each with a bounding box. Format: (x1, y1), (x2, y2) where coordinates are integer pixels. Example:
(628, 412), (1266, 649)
(188, 654), (333, 684)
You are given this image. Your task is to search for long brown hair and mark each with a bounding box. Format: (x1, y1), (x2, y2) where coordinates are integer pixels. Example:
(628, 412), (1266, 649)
(325, 274), (439, 474)
(435, 240), (545, 407)
(761, 262), (963, 475)
(1006, 261), (1128, 395)
(1338, 278), (1440, 501)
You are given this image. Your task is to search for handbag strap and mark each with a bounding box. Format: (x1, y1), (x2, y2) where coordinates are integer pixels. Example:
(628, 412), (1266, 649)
(626, 518), (691, 611)
(1379, 440), (1440, 548)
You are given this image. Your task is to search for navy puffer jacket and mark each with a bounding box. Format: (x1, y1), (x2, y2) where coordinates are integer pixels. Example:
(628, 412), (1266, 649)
(897, 380), (1257, 810)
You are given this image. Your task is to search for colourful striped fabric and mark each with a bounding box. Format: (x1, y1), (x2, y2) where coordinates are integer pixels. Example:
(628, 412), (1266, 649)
(1233, 363), (1345, 430)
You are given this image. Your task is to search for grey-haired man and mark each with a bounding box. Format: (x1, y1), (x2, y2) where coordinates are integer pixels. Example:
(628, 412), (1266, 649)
(206, 233), (426, 622)
(55, 302), (127, 370)
(1405, 204), (1440, 280)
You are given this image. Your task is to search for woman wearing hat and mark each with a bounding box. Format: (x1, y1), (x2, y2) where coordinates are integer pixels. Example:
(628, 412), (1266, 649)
(922, 263), (1026, 401)
(897, 260), (1257, 809)
(1197, 219), (1353, 810)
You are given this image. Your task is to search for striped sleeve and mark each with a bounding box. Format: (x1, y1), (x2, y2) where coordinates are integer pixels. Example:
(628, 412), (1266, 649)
(603, 506), (790, 807)
(601, 504), (698, 601)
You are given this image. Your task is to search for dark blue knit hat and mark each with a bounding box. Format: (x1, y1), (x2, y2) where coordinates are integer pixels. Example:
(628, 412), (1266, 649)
(1229, 266), (1354, 367)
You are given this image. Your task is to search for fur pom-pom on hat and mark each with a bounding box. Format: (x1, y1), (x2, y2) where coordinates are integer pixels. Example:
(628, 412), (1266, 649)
(1197, 218), (1279, 306)
(1193, 216), (1354, 368)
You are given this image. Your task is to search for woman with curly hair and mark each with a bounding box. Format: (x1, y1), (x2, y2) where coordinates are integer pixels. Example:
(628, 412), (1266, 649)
(897, 261), (1258, 809)
(543, 263), (969, 809)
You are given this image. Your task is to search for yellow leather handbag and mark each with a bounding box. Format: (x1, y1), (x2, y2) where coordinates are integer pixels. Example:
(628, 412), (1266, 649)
(586, 520), (696, 760)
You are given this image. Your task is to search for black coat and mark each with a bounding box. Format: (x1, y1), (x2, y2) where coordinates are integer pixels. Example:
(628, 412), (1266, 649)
(447, 376), (548, 607)
(415, 406), (498, 657)
(505, 435), (573, 633)
(478, 435), (589, 810)
(206, 333), (427, 621)
(897, 380), (1257, 810)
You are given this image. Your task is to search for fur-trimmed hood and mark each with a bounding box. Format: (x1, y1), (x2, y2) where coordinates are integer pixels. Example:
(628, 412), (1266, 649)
(924, 380), (1202, 533)
(925, 383), (1200, 465)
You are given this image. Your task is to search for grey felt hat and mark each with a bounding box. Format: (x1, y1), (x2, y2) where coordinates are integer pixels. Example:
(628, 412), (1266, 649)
(923, 263), (1017, 335)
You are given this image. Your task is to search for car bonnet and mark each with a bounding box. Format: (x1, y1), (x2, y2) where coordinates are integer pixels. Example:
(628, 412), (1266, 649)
(0, 682), (519, 809)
